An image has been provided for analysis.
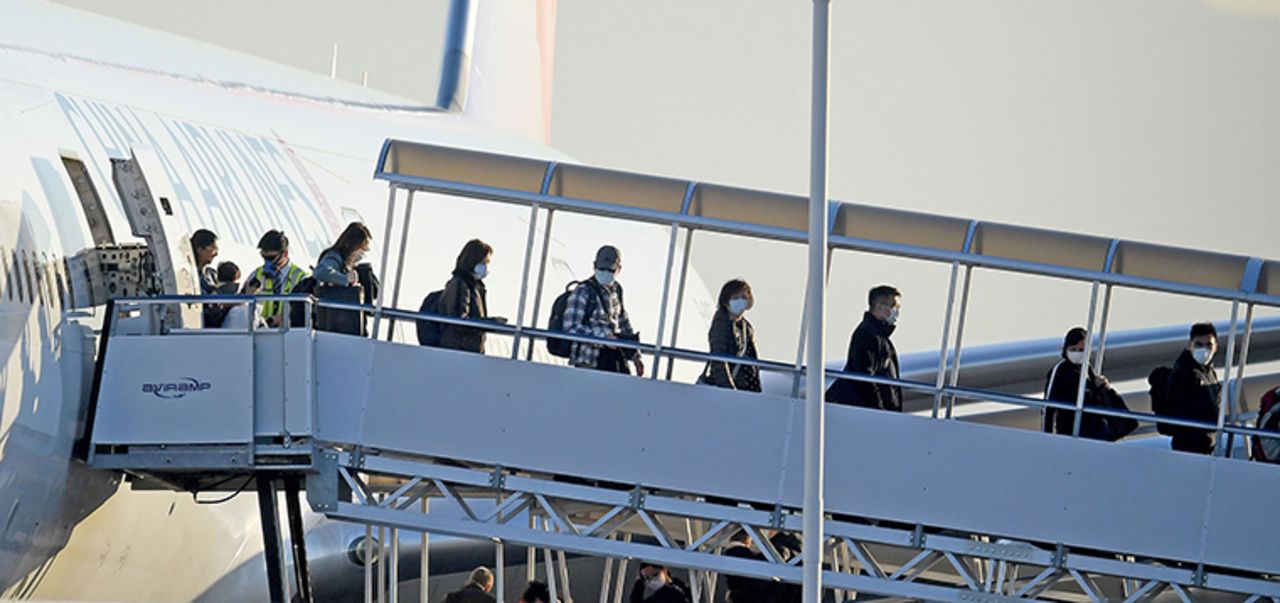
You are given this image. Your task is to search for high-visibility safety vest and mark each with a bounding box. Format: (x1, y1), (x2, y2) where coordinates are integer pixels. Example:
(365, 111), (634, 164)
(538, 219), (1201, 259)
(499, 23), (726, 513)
(249, 263), (308, 319)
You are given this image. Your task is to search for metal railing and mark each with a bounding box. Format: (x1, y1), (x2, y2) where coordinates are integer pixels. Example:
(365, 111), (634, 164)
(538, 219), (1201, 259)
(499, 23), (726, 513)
(113, 294), (1280, 455)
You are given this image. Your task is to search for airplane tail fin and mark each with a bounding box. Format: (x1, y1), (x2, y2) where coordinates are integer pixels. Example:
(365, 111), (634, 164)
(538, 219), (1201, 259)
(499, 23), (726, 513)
(439, 0), (558, 143)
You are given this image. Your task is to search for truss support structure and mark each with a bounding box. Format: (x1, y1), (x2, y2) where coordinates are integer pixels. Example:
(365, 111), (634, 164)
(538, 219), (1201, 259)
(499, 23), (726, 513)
(305, 449), (1280, 603)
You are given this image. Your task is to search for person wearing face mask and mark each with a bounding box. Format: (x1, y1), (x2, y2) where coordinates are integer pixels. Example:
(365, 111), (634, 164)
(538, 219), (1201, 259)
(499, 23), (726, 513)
(247, 229), (308, 327)
(826, 285), (903, 411)
(628, 563), (691, 603)
(699, 279), (761, 392)
(1166, 322), (1221, 454)
(440, 239), (493, 353)
(564, 245), (644, 375)
(314, 222), (372, 286)
(1042, 327), (1138, 441)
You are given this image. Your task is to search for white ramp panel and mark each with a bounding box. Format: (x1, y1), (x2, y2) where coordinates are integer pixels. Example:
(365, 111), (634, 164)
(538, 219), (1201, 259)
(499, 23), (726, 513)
(313, 334), (1280, 577)
(94, 334), (253, 445)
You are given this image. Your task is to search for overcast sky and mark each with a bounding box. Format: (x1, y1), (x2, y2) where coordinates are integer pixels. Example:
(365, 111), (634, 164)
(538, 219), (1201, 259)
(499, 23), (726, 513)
(51, 0), (1280, 362)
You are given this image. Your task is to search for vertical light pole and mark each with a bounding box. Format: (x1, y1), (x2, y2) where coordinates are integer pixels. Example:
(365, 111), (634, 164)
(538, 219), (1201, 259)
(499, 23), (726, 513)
(804, 1), (831, 602)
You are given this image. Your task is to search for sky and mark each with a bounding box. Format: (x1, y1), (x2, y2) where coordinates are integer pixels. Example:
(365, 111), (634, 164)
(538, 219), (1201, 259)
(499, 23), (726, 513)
(50, 0), (1280, 365)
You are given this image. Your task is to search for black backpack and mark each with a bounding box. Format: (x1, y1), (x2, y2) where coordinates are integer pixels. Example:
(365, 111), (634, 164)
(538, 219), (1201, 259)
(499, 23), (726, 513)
(416, 290), (445, 346)
(1148, 366), (1178, 436)
(288, 276), (318, 328)
(546, 280), (610, 358)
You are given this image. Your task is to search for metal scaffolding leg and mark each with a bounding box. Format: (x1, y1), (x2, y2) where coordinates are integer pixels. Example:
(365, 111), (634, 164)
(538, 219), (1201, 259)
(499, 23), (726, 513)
(284, 475), (315, 603)
(256, 477), (288, 603)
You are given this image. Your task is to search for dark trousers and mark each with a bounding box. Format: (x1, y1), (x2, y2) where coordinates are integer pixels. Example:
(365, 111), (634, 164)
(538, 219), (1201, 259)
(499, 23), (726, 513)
(594, 347), (631, 374)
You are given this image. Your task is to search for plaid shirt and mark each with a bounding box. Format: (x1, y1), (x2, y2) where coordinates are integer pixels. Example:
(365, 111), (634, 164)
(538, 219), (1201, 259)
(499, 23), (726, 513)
(563, 279), (634, 368)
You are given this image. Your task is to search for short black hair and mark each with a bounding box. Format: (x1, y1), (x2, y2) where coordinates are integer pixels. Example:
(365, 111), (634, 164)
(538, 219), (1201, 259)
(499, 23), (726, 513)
(191, 229), (217, 255)
(1189, 322), (1217, 341)
(1062, 327), (1087, 350)
(520, 581), (550, 603)
(868, 285), (901, 308)
(216, 261), (240, 284)
(258, 230), (288, 252)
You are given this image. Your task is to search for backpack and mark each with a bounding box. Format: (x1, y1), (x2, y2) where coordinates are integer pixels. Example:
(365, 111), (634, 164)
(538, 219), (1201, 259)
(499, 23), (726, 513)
(1253, 387), (1280, 463)
(288, 276), (318, 328)
(1148, 366), (1179, 436)
(416, 290), (444, 347)
(546, 280), (606, 358)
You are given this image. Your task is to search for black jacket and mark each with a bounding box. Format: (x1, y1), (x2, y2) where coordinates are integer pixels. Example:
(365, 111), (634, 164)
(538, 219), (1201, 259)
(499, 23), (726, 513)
(722, 543), (771, 603)
(628, 576), (691, 603)
(721, 534), (801, 603)
(1166, 349), (1220, 451)
(1043, 359), (1138, 441)
(826, 312), (901, 411)
(442, 584), (495, 603)
(702, 310), (761, 392)
(440, 271), (489, 353)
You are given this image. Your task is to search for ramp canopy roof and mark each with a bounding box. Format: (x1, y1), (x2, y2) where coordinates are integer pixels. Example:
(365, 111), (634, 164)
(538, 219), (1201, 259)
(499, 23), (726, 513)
(375, 138), (1280, 304)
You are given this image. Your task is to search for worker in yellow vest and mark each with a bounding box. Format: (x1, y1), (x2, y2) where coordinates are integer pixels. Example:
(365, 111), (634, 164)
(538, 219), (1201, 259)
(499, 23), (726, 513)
(248, 230), (308, 327)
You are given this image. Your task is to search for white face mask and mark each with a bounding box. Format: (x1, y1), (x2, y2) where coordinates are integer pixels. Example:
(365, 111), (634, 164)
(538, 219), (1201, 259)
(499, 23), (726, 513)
(728, 298), (749, 316)
(1066, 350), (1086, 365)
(595, 270), (615, 286)
(474, 263), (488, 279)
(1192, 347), (1214, 365)
(645, 575), (667, 591)
(351, 249), (366, 264)
(885, 307), (901, 326)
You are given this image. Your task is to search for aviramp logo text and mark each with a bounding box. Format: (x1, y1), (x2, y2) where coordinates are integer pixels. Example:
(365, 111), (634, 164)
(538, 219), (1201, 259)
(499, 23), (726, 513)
(142, 378), (212, 399)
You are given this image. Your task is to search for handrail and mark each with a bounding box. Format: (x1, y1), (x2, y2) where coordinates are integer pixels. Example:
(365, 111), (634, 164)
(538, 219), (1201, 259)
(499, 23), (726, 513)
(112, 294), (1280, 445)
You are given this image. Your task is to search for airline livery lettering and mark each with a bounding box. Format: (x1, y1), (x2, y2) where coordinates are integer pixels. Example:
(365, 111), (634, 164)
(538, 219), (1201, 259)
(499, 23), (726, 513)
(54, 92), (329, 256)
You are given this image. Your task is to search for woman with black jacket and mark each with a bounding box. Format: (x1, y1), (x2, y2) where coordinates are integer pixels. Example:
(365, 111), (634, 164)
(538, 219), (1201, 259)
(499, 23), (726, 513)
(440, 239), (493, 353)
(699, 279), (761, 392)
(1043, 327), (1138, 441)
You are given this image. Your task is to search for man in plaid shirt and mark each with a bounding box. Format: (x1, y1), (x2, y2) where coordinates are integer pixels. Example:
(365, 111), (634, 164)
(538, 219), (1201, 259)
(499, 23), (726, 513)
(563, 245), (645, 375)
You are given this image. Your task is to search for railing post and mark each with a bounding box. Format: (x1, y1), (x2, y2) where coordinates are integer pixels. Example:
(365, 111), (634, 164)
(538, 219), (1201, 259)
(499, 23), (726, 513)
(371, 186), (399, 339)
(1070, 281), (1101, 438)
(650, 223), (681, 378)
(932, 262), (960, 418)
(386, 190), (417, 341)
(665, 231), (695, 381)
(525, 209), (557, 361)
(1093, 285), (1114, 371)
(511, 203), (541, 358)
(1231, 303), (1256, 457)
(1214, 301), (1240, 457)
(944, 266), (974, 418)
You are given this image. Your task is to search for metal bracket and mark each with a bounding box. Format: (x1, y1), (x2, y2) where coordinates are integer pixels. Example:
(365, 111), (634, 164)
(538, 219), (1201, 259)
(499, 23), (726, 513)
(1051, 544), (1067, 568)
(911, 524), (926, 548)
(766, 504), (786, 530)
(305, 450), (340, 513)
(629, 486), (646, 510)
(1193, 563), (1207, 588)
(489, 465), (506, 490)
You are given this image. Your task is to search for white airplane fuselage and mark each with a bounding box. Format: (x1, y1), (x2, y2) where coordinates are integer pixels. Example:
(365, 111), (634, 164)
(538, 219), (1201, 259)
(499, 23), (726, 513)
(0, 1), (718, 600)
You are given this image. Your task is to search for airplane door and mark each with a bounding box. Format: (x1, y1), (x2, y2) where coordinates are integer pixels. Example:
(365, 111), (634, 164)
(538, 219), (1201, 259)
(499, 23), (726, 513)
(110, 150), (201, 329)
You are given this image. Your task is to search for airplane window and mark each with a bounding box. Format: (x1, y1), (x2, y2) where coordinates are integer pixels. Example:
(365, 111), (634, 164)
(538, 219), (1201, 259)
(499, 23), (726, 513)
(56, 257), (69, 309)
(31, 253), (45, 307)
(42, 253), (57, 308)
(22, 251), (36, 305)
(6, 250), (15, 302)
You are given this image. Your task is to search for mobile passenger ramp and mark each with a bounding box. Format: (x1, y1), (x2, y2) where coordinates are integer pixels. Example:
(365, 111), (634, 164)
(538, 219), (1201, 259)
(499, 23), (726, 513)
(86, 140), (1280, 603)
